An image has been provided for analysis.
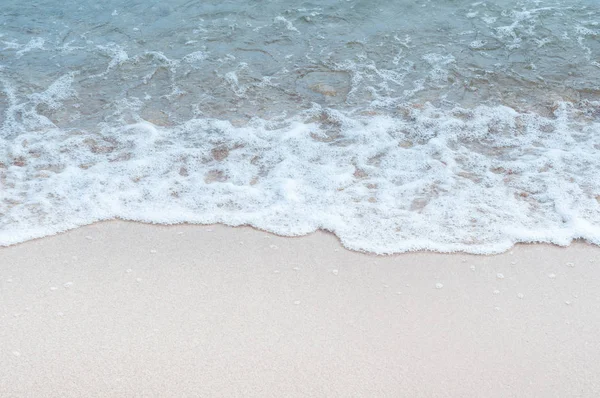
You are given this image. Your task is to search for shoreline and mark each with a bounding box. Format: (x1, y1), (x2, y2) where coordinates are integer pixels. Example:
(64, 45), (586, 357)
(2, 218), (598, 256)
(2, 220), (600, 397)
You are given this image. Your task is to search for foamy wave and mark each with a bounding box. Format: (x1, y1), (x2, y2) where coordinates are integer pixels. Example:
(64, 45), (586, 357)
(2, 0), (600, 253)
(2, 95), (599, 253)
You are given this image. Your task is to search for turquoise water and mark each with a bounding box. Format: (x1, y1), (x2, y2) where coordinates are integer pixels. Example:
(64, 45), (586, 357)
(1, 0), (599, 252)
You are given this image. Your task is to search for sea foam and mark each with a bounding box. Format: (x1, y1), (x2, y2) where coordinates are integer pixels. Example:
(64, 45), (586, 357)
(1, 0), (600, 253)
(1, 80), (599, 253)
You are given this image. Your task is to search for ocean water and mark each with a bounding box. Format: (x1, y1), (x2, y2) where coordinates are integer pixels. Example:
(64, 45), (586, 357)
(1, 0), (599, 253)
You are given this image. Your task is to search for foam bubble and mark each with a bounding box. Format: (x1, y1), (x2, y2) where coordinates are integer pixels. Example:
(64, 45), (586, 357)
(274, 16), (300, 33)
(15, 37), (45, 58)
(1, 96), (600, 254)
(1, 0), (600, 255)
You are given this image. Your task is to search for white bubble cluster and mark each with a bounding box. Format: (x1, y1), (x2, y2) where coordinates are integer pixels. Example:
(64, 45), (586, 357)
(1, 0), (599, 255)
(1, 97), (599, 254)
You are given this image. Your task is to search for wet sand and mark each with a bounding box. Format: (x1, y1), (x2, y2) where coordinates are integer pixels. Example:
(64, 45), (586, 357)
(1, 221), (600, 397)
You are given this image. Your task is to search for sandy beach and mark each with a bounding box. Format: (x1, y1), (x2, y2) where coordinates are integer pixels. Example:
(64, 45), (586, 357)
(3, 0), (600, 396)
(1, 221), (599, 397)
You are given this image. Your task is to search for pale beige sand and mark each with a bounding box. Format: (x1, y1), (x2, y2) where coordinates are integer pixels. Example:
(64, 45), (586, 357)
(1, 221), (600, 397)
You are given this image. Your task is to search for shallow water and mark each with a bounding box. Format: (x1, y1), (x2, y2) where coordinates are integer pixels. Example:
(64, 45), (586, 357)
(1, 0), (599, 253)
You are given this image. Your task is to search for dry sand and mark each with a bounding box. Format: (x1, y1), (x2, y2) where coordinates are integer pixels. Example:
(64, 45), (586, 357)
(1, 220), (600, 397)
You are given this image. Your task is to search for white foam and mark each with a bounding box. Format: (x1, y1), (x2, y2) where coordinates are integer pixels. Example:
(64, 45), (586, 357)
(274, 16), (300, 34)
(1, 88), (600, 254)
(15, 37), (45, 58)
(422, 53), (455, 83)
(1, 2), (600, 255)
(181, 51), (207, 65)
(95, 44), (129, 75)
